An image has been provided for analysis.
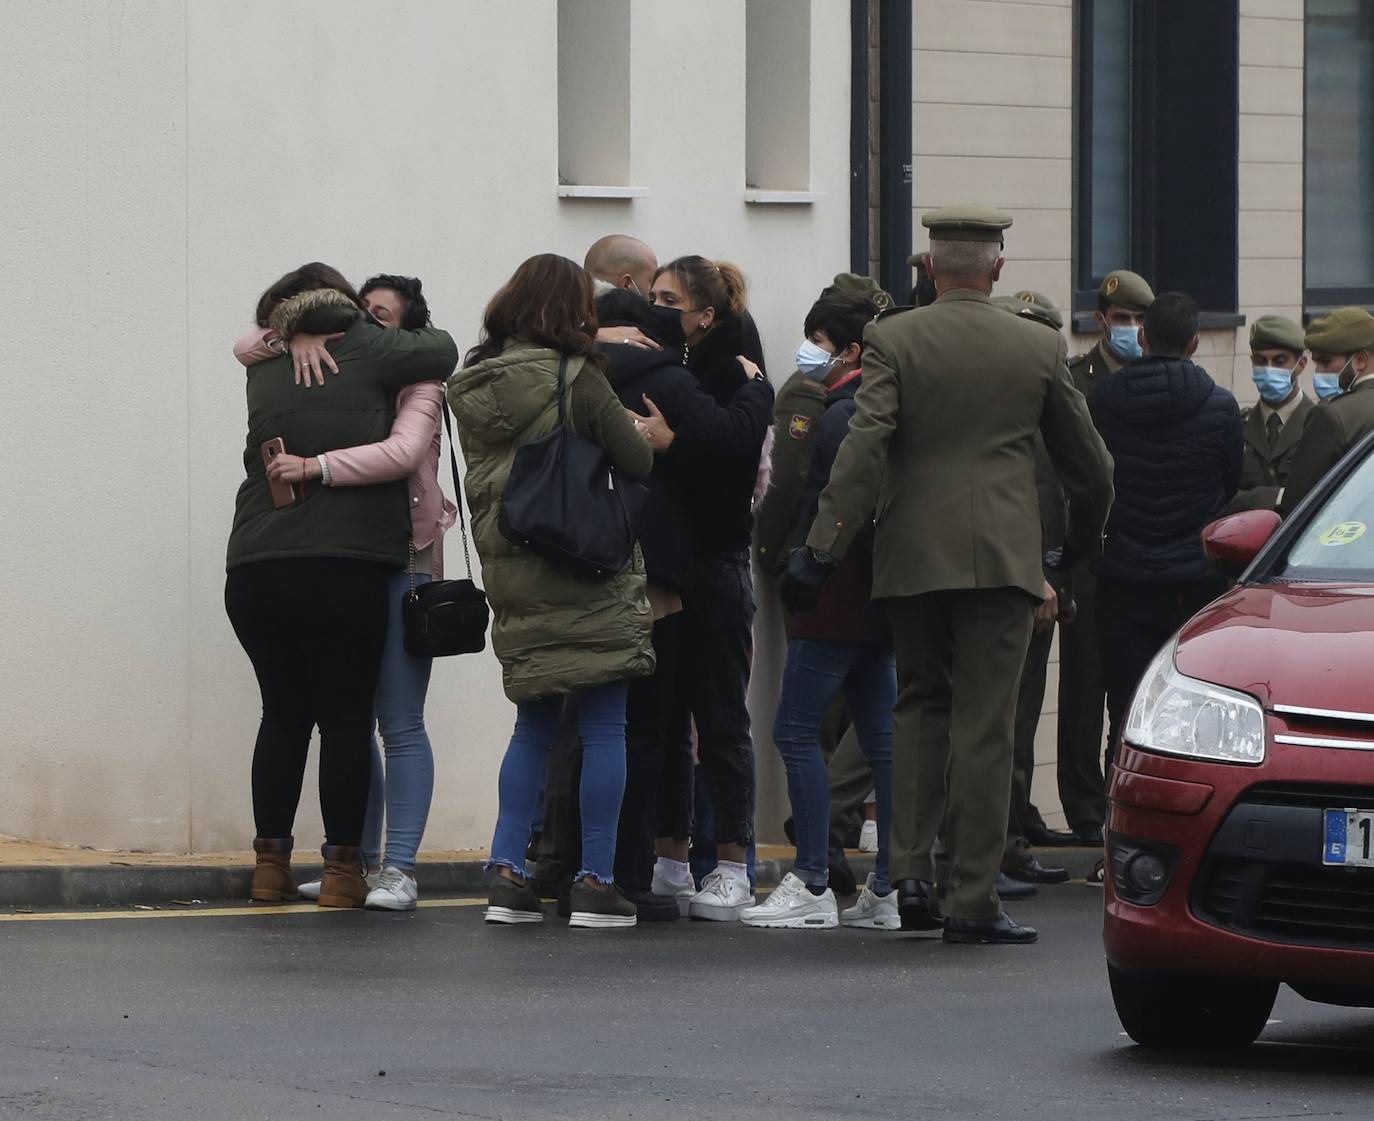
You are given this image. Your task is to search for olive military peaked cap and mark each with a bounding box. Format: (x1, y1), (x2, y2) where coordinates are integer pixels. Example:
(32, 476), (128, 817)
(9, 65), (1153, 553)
(994, 291), (1063, 332)
(1098, 270), (1154, 311)
(920, 206), (1013, 244)
(821, 272), (893, 311)
(1249, 314), (1306, 355)
(1305, 307), (1374, 354)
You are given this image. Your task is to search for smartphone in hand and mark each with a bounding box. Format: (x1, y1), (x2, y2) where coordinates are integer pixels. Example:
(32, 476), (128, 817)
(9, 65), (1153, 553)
(260, 437), (299, 508)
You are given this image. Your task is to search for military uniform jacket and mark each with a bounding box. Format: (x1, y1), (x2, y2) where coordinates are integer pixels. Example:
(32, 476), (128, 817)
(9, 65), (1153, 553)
(1278, 379), (1374, 516)
(1228, 396), (1315, 513)
(806, 288), (1115, 600)
(754, 370), (826, 577)
(1066, 339), (1120, 401)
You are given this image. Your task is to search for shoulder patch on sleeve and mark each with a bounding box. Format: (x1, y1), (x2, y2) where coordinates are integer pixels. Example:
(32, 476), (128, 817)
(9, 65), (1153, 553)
(788, 414), (813, 439)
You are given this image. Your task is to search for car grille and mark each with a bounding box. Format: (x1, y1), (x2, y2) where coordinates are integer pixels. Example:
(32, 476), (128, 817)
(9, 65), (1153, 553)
(1200, 858), (1374, 948)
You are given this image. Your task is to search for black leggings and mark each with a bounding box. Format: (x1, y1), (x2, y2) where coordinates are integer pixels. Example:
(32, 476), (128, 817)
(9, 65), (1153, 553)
(225, 558), (392, 846)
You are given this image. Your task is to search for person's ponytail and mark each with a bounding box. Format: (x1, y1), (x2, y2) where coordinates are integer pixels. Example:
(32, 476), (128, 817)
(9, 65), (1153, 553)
(712, 260), (749, 321)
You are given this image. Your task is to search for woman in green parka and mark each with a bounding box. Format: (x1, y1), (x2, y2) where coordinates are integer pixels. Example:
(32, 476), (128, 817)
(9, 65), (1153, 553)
(447, 254), (656, 929)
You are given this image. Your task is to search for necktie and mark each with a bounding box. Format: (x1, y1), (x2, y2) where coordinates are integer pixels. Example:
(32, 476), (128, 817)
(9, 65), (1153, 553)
(1266, 412), (1282, 448)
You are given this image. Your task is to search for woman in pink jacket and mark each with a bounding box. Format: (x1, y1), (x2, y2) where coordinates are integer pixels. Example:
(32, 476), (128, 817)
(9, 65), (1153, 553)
(234, 274), (455, 911)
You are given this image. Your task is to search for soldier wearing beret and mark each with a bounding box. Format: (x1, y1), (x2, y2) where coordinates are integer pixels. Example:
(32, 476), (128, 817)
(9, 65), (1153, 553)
(1278, 307), (1374, 515)
(782, 206), (1114, 944)
(1229, 315), (1317, 513)
(1039, 269), (1157, 850)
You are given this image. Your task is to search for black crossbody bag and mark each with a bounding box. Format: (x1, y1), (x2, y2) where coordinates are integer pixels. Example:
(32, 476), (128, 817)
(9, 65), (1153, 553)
(497, 356), (635, 580)
(401, 404), (490, 657)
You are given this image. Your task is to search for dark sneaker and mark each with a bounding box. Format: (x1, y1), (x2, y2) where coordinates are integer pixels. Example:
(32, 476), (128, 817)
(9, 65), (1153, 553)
(625, 889), (682, 922)
(568, 880), (638, 929)
(485, 875), (544, 925)
(827, 846), (858, 897)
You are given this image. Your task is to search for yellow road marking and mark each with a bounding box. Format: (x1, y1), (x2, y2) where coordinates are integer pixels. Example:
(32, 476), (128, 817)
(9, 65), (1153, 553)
(0, 897), (488, 924)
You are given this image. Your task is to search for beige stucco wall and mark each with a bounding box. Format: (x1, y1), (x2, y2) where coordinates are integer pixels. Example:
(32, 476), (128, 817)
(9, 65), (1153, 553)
(1, 0), (853, 853)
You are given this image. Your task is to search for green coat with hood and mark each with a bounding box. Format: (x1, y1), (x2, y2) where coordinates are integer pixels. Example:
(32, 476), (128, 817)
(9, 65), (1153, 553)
(447, 343), (656, 702)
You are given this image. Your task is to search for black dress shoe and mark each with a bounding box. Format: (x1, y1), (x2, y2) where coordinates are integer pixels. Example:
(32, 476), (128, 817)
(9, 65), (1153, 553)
(828, 847), (858, 897)
(995, 871), (1037, 900)
(1002, 855), (1070, 885)
(1073, 825), (1105, 848)
(896, 878), (944, 931)
(624, 889), (681, 922)
(1024, 822), (1079, 847)
(943, 910), (1038, 945)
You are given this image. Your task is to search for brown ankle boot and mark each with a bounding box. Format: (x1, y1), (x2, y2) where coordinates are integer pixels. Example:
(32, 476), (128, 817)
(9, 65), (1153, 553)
(250, 837), (300, 902)
(317, 844), (368, 908)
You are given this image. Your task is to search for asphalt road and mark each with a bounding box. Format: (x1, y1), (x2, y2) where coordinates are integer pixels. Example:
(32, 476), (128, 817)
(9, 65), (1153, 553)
(0, 889), (1369, 1120)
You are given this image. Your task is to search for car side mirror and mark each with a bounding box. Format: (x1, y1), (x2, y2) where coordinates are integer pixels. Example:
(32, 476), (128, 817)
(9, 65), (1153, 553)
(1201, 510), (1281, 573)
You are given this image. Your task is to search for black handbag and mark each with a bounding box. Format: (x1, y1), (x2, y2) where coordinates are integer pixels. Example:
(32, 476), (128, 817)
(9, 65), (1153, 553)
(401, 404), (490, 658)
(497, 356), (635, 580)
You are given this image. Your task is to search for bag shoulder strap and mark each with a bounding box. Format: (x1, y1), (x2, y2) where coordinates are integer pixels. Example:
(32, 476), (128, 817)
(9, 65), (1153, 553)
(440, 402), (475, 581)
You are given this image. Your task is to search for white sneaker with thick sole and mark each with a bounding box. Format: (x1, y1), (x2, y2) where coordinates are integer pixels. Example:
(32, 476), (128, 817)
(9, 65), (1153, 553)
(299, 870), (380, 901)
(651, 869), (697, 918)
(740, 872), (838, 929)
(365, 867), (418, 911)
(688, 867), (756, 922)
(841, 874), (901, 930)
(858, 820), (879, 853)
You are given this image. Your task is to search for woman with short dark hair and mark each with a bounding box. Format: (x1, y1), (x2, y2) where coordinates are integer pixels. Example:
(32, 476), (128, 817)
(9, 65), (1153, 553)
(226, 262), (457, 909)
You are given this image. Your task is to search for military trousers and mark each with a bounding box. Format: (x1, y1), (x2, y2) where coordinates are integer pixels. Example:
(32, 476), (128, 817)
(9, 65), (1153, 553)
(1055, 564), (1106, 830)
(886, 587), (1035, 921)
(1004, 623), (1054, 867)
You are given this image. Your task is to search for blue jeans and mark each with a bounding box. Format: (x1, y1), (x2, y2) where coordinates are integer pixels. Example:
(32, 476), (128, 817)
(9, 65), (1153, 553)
(773, 639), (895, 893)
(361, 570), (435, 871)
(488, 681), (629, 883)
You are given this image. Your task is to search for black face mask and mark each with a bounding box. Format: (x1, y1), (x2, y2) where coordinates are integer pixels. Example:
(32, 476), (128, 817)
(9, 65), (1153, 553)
(644, 302), (687, 349)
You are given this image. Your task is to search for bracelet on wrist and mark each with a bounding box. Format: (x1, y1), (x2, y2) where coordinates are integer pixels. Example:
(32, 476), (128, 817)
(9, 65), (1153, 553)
(317, 454), (332, 486)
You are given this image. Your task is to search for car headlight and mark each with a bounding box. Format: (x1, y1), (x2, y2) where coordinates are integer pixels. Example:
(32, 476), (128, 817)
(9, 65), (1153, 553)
(1123, 639), (1265, 764)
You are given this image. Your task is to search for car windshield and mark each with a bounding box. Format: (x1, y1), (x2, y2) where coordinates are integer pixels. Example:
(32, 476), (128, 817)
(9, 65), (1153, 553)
(1280, 449), (1374, 582)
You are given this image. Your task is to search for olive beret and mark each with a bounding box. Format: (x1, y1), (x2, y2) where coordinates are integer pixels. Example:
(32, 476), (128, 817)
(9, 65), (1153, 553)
(1305, 307), (1374, 355)
(820, 272), (894, 311)
(1249, 314), (1306, 355)
(921, 206), (1013, 243)
(1098, 270), (1154, 311)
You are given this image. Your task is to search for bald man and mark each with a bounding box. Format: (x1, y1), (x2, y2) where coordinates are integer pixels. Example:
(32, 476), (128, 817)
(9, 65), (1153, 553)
(585, 234), (658, 299)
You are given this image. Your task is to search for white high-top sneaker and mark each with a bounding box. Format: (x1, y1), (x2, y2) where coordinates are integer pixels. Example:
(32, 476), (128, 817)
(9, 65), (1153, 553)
(651, 862), (697, 917)
(740, 872), (838, 929)
(858, 819), (879, 853)
(688, 867), (755, 922)
(841, 873), (901, 930)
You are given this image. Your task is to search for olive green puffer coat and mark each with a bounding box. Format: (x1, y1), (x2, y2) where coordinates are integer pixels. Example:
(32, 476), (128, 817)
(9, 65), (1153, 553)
(447, 343), (655, 702)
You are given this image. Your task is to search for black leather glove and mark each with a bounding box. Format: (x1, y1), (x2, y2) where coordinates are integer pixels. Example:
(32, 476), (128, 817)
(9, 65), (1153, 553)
(780, 546), (839, 613)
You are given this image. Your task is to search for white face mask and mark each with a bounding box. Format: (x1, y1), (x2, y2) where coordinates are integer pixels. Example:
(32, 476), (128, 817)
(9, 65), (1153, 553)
(796, 339), (838, 380)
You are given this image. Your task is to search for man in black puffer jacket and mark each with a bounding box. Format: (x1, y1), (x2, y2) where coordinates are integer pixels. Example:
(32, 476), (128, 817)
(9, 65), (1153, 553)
(1089, 291), (1242, 765)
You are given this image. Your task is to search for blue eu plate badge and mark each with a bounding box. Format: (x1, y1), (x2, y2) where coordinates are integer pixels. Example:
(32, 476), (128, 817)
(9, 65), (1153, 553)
(1324, 809), (1348, 865)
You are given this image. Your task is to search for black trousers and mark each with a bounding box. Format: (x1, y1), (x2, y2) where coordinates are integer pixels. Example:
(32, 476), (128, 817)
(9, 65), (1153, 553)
(224, 558), (391, 847)
(659, 550), (757, 847)
(1095, 575), (1227, 768)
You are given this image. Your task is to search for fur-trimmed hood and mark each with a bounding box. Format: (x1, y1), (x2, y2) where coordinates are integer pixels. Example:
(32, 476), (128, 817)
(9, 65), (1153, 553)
(267, 287), (362, 340)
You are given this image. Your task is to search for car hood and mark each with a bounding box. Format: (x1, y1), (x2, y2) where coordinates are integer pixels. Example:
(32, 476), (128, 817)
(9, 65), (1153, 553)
(1175, 583), (1374, 710)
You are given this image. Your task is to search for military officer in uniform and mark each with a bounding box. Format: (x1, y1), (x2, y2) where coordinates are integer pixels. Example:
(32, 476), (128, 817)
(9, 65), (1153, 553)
(1040, 268), (1155, 849)
(782, 207), (1114, 944)
(1229, 315), (1316, 513)
(1278, 307), (1374, 516)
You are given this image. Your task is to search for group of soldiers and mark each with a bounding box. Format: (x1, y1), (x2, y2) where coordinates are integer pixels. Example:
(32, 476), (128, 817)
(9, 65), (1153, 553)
(762, 203), (1374, 942)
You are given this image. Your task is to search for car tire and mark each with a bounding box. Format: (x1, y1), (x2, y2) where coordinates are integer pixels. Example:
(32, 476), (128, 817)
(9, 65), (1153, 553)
(1108, 964), (1278, 1050)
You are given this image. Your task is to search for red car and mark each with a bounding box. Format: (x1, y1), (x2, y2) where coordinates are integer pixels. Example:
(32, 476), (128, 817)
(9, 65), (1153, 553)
(1105, 432), (1374, 1049)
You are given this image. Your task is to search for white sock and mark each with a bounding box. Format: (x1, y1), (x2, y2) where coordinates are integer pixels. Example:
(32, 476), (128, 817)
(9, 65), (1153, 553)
(718, 860), (749, 884)
(655, 857), (691, 885)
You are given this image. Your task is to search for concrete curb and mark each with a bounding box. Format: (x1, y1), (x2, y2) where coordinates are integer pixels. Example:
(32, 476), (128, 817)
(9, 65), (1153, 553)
(0, 848), (1103, 910)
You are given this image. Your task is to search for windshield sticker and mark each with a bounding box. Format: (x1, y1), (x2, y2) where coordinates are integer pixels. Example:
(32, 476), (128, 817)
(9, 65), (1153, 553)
(1318, 521), (1367, 547)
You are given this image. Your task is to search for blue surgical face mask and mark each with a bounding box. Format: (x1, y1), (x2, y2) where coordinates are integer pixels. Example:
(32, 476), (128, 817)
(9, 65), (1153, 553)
(1251, 366), (1293, 404)
(1314, 373), (1344, 400)
(796, 339), (837, 380)
(1108, 324), (1143, 361)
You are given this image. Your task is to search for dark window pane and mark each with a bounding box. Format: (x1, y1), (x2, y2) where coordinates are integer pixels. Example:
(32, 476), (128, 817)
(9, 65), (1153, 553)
(1091, 0), (1133, 280)
(1306, 0), (1374, 290)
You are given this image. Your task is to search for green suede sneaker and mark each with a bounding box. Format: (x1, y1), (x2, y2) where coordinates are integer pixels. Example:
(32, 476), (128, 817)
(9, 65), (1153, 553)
(568, 879), (638, 929)
(485, 874), (544, 924)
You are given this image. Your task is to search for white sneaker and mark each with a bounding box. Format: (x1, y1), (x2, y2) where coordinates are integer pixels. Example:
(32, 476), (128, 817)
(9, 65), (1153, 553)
(688, 867), (756, 922)
(365, 867), (418, 911)
(841, 874), (901, 930)
(740, 872), (838, 929)
(858, 820), (879, 853)
(651, 867), (697, 918)
(299, 869), (381, 901)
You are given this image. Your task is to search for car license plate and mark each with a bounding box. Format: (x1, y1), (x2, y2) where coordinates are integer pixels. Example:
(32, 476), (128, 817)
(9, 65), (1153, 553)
(1323, 808), (1374, 867)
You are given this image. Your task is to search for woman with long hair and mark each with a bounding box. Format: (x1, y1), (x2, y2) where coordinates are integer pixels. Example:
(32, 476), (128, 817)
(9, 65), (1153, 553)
(447, 254), (656, 929)
(232, 273), (454, 911)
(226, 263), (457, 908)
